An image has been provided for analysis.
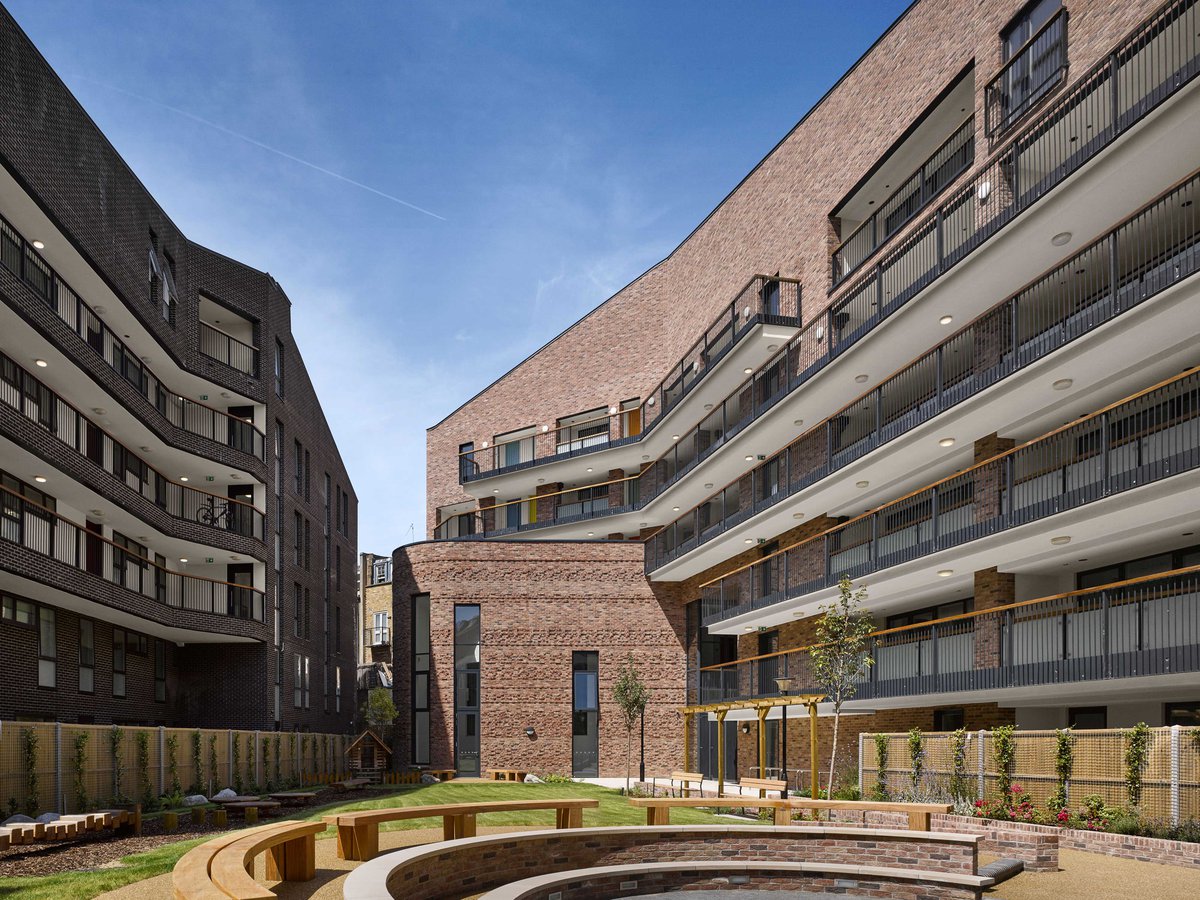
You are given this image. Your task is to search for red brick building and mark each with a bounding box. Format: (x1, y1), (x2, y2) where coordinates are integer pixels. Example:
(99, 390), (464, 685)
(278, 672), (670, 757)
(394, 0), (1200, 782)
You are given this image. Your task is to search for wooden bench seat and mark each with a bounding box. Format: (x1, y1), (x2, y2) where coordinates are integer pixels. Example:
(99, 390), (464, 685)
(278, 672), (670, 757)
(426, 768), (456, 781)
(332, 777), (371, 790)
(739, 777), (788, 798)
(326, 797), (600, 862)
(172, 819), (326, 900)
(628, 796), (952, 831)
(650, 770), (705, 797)
(487, 768), (528, 782)
(267, 791), (318, 805)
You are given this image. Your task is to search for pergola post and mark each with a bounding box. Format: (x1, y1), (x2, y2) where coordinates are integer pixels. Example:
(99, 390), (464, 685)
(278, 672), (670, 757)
(756, 707), (769, 779)
(808, 700), (819, 799)
(716, 710), (728, 797)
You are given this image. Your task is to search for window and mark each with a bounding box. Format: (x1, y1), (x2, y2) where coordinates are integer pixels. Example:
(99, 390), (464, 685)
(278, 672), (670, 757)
(293, 654), (306, 708)
(274, 339), (284, 397)
(1165, 702), (1200, 727)
(572, 651), (599, 777)
(454, 605), (482, 775)
(1001, 0), (1060, 62)
(78, 619), (94, 694)
(304, 588), (311, 640)
(294, 511), (302, 565)
(335, 666), (341, 713)
(372, 559), (391, 585)
(294, 440), (303, 494)
(293, 583), (303, 637)
(304, 519), (311, 571)
(412, 594), (431, 765)
(2, 593), (34, 626)
(1077, 544), (1200, 590)
(887, 598), (974, 629)
(154, 640), (166, 702)
(1068, 706), (1107, 729)
(341, 489), (349, 537)
(371, 611), (389, 645)
(112, 627), (127, 698)
(335, 606), (342, 652)
(37, 606), (55, 688)
(933, 708), (964, 731)
(459, 442), (476, 481)
(304, 450), (310, 502)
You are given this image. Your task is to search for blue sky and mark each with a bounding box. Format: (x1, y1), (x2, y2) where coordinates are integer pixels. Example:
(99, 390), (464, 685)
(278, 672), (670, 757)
(8, 0), (909, 553)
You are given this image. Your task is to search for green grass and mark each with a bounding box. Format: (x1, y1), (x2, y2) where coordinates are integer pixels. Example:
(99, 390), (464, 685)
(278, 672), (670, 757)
(0, 781), (750, 899)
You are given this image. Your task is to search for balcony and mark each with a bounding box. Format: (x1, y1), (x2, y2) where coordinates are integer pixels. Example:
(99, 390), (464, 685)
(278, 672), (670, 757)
(458, 274), (801, 482)
(365, 626), (390, 647)
(434, 479), (634, 539)
(701, 366), (1200, 626)
(985, 8), (1069, 138)
(697, 568), (1200, 706)
(648, 167), (1200, 573)
(0, 484), (265, 622)
(199, 321), (258, 377)
(0, 211), (266, 461)
(832, 116), (976, 286)
(0, 349), (265, 542)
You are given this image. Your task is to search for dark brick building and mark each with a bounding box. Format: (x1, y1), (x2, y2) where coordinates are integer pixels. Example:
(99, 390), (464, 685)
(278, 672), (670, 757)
(0, 5), (357, 731)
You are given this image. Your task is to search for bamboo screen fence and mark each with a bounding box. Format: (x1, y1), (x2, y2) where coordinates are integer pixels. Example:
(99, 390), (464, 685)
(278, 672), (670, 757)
(0, 721), (350, 816)
(860, 726), (1200, 824)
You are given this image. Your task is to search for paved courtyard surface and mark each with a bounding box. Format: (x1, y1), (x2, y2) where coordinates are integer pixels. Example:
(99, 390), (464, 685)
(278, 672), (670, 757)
(95, 833), (1200, 899)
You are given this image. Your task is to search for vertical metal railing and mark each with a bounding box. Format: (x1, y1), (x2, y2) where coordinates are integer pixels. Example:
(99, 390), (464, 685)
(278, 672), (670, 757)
(199, 321), (258, 376)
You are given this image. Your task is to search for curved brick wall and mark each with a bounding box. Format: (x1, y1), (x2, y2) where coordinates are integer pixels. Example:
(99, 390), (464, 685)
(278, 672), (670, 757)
(341, 825), (982, 900)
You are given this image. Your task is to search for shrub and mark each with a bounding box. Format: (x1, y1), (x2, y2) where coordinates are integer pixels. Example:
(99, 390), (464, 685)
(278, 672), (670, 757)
(1048, 728), (1074, 812)
(907, 727), (924, 794)
(832, 781), (861, 801)
(21, 727), (39, 816)
(872, 733), (890, 801)
(948, 728), (970, 803)
(72, 732), (89, 812)
(1124, 722), (1150, 809)
(135, 730), (156, 810)
(207, 733), (219, 793)
(232, 733), (243, 794)
(190, 731), (203, 793)
(166, 734), (181, 796)
(973, 784), (1039, 823)
(992, 725), (1016, 802)
(1109, 813), (1142, 835)
(541, 773), (574, 784)
(110, 726), (127, 804)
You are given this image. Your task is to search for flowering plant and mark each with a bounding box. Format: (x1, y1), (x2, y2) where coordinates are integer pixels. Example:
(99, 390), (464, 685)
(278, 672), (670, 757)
(972, 783), (1038, 822)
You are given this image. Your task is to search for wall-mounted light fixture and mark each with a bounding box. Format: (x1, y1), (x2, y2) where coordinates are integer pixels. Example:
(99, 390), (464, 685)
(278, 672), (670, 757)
(524, 726), (536, 739)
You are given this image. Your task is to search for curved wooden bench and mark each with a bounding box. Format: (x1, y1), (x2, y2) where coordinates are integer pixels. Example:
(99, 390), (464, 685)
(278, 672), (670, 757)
(326, 797), (599, 861)
(172, 820), (326, 900)
(629, 795), (951, 831)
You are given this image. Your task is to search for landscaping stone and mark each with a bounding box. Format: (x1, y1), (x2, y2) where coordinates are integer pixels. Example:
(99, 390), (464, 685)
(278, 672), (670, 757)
(3, 814), (34, 825)
(524, 774), (545, 784)
(35, 812), (60, 823)
(420, 774), (439, 784)
(182, 794), (207, 806)
(212, 788), (237, 800)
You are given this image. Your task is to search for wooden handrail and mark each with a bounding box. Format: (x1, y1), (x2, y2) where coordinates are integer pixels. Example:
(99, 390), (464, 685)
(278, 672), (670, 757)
(0, 483), (266, 593)
(699, 563), (1200, 670)
(434, 472), (639, 530)
(698, 363), (1200, 588)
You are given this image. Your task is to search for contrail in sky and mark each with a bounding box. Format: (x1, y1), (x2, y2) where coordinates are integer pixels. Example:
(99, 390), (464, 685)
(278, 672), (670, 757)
(76, 75), (446, 221)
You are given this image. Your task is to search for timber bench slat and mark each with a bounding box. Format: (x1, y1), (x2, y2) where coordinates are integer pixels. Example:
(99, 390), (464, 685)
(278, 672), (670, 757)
(172, 820), (306, 900)
(739, 777), (788, 798)
(629, 796), (952, 830)
(210, 820), (327, 899)
(487, 768), (528, 782)
(326, 798), (600, 862)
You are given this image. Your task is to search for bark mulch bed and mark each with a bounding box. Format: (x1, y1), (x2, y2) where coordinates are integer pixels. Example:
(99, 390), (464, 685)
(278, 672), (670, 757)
(0, 786), (392, 878)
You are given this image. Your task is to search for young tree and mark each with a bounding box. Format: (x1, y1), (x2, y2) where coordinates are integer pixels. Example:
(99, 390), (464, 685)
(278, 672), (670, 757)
(809, 575), (874, 795)
(363, 686), (399, 735)
(612, 653), (650, 794)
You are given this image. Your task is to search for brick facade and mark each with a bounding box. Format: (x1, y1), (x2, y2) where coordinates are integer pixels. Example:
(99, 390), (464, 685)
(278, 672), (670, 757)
(0, 7), (357, 731)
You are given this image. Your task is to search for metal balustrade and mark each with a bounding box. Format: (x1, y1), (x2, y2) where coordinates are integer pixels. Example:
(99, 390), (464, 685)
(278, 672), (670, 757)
(985, 9), (1070, 138)
(199, 321), (258, 376)
(0, 212), (266, 461)
(0, 485), (265, 622)
(697, 568), (1200, 704)
(452, 0), (1200, 519)
(701, 366), (1200, 626)
(833, 117), (976, 286)
(0, 350), (264, 541)
(647, 167), (1200, 572)
(458, 275), (801, 481)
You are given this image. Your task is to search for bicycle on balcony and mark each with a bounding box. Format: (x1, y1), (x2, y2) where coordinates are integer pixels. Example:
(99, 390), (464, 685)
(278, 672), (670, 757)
(196, 495), (231, 530)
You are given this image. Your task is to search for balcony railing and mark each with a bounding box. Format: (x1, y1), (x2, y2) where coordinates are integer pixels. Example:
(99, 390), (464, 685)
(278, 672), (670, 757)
(985, 9), (1070, 138)
(365, 627), (390, 647)
(0, 350), (265, 542)
(648, 167), (1200, 572)
(832, 116), (976, 286)
(0, 212), (266, 461)
(697, 568), (1200, 705)
(199, 321), (258, 376)
(0, 485), (265, 622)
(701, 366), (1200, 626)
(434, 477), (633, 539)
(459, 275), (801, 481)
(457, 0), (1198, 502)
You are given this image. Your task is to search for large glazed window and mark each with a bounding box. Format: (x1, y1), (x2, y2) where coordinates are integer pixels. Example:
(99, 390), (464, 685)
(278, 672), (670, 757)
(572, 651), (599, 778)
(454, 604), (481, 775)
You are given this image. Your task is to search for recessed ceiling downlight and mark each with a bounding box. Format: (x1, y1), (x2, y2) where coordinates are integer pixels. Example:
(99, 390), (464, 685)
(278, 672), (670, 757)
(1050, 535), (1072, 545)
(1052, 378), (1074, 391)
(1051, 231), (1072, 246)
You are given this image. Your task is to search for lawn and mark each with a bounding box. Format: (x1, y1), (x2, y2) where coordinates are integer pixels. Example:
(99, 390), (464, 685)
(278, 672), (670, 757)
(0, 781), (751, 900)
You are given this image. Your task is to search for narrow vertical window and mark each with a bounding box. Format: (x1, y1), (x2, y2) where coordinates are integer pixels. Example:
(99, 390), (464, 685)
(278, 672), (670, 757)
(78, 619), (94, 694)
(112, 627), (127, 698)
(37, 606), (56, 688)
(294, 583), (302, 637)
(453, 604), (482, 775)
(154, 639), (166, 702)
(293, 654), (302, 708)
(274, 339), (284, 397)
(572, 651), (599, 777)
(335, 666), (341, 713)
(412, 594), (431, 764)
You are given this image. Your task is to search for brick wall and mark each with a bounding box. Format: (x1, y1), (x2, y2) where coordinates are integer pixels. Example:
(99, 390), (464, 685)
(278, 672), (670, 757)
(392, 540), (686, 776)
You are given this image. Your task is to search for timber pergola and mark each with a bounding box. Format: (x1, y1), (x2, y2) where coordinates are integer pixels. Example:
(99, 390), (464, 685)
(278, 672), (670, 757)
(680, 695), (825, 800)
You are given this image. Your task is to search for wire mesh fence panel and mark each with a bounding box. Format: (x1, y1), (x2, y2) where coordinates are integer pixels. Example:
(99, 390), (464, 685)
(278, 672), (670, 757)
(860, 726), (1196, 822)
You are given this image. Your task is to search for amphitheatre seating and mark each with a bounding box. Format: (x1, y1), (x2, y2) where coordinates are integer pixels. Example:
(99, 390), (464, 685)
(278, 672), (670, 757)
(326, 797), (600, 862)
(486, 768), (527, 782)
(629, 795), (952, 831)
(172, 819), (326, 900)
(738, 776), (787, 798)
(342, 824), (991, 900)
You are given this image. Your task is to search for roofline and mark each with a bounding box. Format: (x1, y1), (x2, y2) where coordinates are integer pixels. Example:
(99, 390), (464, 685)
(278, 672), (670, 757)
(427, 0), (923, 430)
